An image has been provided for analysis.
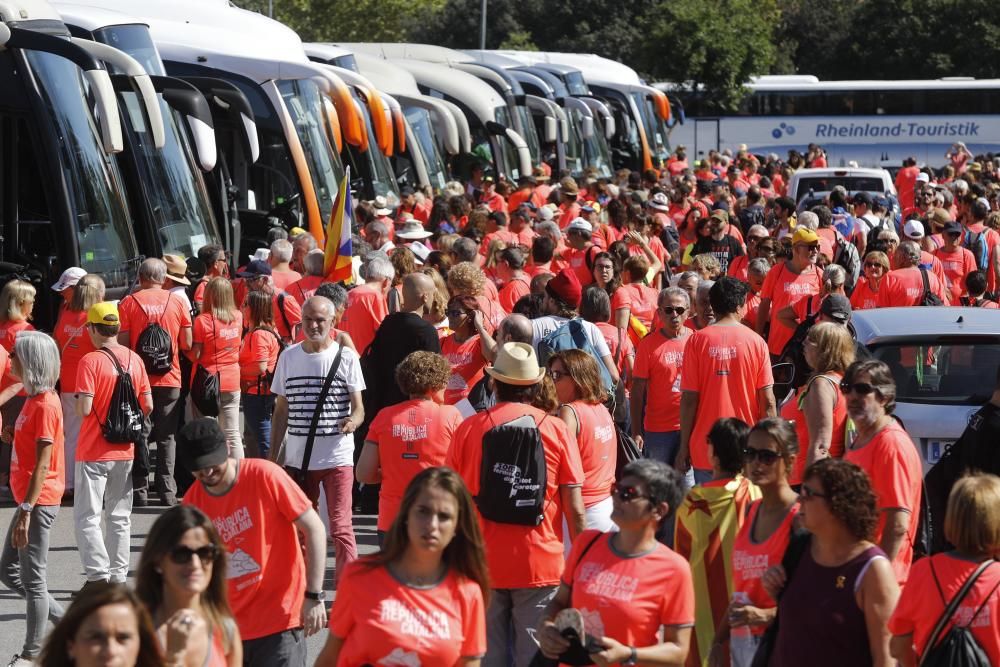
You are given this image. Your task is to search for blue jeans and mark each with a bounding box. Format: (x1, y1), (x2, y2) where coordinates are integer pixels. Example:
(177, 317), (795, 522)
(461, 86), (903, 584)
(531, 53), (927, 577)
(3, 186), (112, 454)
(243, 393), (276, 459)
(643, 430), (681, 466)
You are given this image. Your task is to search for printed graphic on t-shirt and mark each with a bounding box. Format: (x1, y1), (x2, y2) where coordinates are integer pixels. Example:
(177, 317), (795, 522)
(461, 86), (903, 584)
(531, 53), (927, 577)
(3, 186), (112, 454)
(228, 548), (262, 582)
(576, 561), (640, 602)
(379, 598), (452, 641)
(379, 648), (421, 667)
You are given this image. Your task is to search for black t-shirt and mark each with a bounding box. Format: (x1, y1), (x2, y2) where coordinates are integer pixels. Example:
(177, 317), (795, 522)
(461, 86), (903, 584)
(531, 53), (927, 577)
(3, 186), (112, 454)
(361, 312), (440, 418)
(691, 235), (745, 274)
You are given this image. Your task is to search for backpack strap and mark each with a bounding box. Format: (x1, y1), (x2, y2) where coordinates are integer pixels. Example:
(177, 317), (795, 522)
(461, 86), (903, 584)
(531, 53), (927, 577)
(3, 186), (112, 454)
(920, 267), (933, 300)
(277, 292), (292, 336)
(921, 559), (995, 664)
(99, 347), (126, 376)
(249, 326), (282, 394)
(300, 344), (346, 472)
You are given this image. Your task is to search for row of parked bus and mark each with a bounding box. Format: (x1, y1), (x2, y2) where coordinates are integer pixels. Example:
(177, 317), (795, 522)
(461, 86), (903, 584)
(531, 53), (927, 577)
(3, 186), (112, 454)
(0, 0), (677, 328)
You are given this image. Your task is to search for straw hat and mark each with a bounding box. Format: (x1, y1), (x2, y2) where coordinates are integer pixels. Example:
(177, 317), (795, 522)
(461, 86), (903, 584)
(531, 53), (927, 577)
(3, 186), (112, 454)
(486, 342), (546, 386)
(162, 254), (191, 285)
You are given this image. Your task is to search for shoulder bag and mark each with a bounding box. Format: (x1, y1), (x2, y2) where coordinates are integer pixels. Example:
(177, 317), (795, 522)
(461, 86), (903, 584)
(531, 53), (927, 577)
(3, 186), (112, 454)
(284, 343), (345, 491)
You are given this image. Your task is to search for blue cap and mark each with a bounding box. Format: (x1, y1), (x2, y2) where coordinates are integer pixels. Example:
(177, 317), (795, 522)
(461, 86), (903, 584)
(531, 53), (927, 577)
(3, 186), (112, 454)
(238, 259), (272, 277)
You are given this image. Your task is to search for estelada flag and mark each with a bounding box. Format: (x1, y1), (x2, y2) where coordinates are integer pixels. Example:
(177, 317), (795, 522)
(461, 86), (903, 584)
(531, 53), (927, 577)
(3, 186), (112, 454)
(323, 165), (354, 284)
(675, 476), (761, 667)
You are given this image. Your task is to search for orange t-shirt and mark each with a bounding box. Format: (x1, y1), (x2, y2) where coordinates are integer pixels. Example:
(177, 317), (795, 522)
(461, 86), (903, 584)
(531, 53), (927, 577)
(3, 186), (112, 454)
(681, 324), (773, 470)
(498, 276), (530, 313)
(885, 267), (949, 307)
(933, 246), (977, 302)
(475, 295), (505, 333)
(118, 289), (192, 388)
(562, 530), (695, 649)
(566, 401), (616, 507)
(341, 285), (388, 356)
(238, 328), (280, 395)
(11, 391), (64, 506)
(743, 291), (762, 330)
(75, 346), (152, 462)
(611, 283), (659, 331)
(567, 245), (600, 288)
(780, 373), (847, 485)
(267, 291), (303, 341)
(366, 399), (462, 531)
(761, 262), (822, 356)
(54, 309), (95, 392)
(844, 420), (923, 585)
(728, 255), (750, 282)
(440, 334), (487, 405)
(286, 275), (323, 306)
(558, 202), (582, 230)
(0, 320), (33, 392)
(446, 402), (584, 589)
(182, 458), (311, 641)
(193, 313), (243, 394)
(330, 562), (486, 666)
(633, 329), (690, 432)
(731, 501), (800, 636)
(270, 269), (302, 292)
(888, 553), (1000, 663)
(849, 276), (895, 311)
(594, 322), (634, 377)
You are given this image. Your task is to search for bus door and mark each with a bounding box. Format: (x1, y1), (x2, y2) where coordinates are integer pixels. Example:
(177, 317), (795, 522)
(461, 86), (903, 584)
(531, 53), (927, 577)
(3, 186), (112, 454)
(694, 119), (719, 160)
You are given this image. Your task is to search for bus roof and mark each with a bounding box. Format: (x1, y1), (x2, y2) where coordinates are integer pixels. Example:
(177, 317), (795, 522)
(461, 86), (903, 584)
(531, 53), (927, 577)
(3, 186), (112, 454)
(370, 58), (505, 125)
(490, 50), (643, 86)
(53, 2), (146, 31)
(339, 42), (474, 66)
(659, 75), (1000, 93)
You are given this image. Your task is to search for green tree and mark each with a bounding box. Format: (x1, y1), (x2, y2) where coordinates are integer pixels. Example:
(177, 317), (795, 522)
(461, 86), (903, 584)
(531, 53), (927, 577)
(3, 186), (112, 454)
(638, 0), (779, 112)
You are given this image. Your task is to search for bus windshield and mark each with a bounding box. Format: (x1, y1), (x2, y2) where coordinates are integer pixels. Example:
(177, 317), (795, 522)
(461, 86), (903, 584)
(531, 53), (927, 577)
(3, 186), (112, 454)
(353, 98), (400, 206)
(405, 106), (447, 191)
(516, 106), (541, 168)
(494, 106), (521, 182)
(26, 50), (138, 287)
(581, 120), (613, 178)
(277, 79), (343, 221)
(634, 92), (669, 164)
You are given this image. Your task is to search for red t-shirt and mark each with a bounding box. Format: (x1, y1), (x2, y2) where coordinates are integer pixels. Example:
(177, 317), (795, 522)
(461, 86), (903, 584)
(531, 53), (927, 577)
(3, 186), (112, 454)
(566, 401), (616, 507)
(330, 562), (486, 666)
(558, 202), (582, 230)
(633, 329), (690, 432)
(498, 276), (530, 313)
(844, 420), (923, 585)
(270, 269), (302, 292)
(681, 324), (773, 470)
(563, 530), (695, 649)
(446, 402), (584, 589)
(727, 255), (750, 282)
(238, 328), (280, 395)
(193, 313), (243, 393)
(743, 291), (762, 330)
(366, 399), (462, 531)
(75, 346), (152, 462)
(183, 459), (312, 641)
(286, 275), (323, 306)
(885, 267), (949, 307)
(933, 246), (977, 302)
(780, 373), (847, 485)
(761, 263), (822, 356)
(54, 309), (95, 392)
(11, 391), (64, 506)
(611, 283), (659, 330)
(341, 284), (388, 356)
(850, 276), (895, 311)
(270, 291), (303, 341)
(0, 320), (32, 392)
(594, 322), (634, 377)
(440, 334), (487, 405)
(888, 554), (1000, 663)
(731, 501), (800, 636)
(567, 245), (600, 287)
(118, 289), (192, 388)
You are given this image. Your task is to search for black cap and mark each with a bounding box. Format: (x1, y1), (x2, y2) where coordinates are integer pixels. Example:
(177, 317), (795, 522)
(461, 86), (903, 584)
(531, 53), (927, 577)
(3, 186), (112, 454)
(853, 192), (872, 206)
(820, 294), (852, 324)
(177, 418), (229, 472)
(944, 221), (963, 235)
(238, 259), (272, 277)
(400, 184), (415, 196)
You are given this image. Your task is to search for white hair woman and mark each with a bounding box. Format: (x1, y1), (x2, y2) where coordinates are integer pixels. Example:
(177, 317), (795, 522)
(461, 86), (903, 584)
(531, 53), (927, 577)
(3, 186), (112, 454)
(0, 331), (66, 663)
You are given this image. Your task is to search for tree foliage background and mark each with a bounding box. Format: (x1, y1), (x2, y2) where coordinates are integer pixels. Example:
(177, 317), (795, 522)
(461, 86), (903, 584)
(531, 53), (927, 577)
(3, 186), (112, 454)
(235, 0), (1000, 111)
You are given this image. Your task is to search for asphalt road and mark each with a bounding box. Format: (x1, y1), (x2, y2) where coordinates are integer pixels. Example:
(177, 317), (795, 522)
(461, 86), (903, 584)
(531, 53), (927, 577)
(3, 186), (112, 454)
(0, 500), (380, 663)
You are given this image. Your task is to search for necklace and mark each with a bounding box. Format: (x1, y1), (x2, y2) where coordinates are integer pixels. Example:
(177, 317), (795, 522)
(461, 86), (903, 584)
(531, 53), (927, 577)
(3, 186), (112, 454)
(390, 561), (445, 587)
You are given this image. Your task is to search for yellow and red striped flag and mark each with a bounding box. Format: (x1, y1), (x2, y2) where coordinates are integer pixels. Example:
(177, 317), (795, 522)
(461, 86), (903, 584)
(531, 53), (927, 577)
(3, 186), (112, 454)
(323, 166), (354, 284)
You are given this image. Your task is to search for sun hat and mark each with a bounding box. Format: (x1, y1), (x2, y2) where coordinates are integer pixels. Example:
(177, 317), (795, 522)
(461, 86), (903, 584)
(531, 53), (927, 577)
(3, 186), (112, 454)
(396, 220), (433, 240)
(485, 342), (546, 386)
(162, 255), (191, 286)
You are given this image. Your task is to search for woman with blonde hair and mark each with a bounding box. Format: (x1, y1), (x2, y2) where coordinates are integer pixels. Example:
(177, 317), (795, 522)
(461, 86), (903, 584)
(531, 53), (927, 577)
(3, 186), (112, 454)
(890, 473), (1000, 666)
(851, 250), (895, 310)
(0, 279), (35, 497)
(780, 322), (853, 485)
(135, 505), (241, 667)
(190, 277), (243, 456)
(53, 274), (104, 494)
(238, 291), (281, 459)
(483, 237), (508, 288)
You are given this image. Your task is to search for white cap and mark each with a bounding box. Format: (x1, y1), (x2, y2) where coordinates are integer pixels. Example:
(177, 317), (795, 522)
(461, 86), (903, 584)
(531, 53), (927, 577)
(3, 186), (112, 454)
(648, 192), (670, 212)
(408, 241), (431, 263)
(903, 219), (925, 240)
(52, 267), (87, 292)
(248, 248), (270, 262)
(566, 217), (593, 234)
(537, 206), (555, 222)
(916, 172), (930, 183)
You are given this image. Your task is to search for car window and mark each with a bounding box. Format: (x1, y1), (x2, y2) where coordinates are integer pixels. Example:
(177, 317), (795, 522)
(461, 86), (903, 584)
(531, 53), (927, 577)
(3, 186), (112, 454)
(794, 177), (886, 201)
(871, 343), (1000, 405)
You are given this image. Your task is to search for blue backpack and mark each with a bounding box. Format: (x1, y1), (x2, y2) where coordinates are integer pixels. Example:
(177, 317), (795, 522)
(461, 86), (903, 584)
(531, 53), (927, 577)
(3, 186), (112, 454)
(538, 319), (613, 393)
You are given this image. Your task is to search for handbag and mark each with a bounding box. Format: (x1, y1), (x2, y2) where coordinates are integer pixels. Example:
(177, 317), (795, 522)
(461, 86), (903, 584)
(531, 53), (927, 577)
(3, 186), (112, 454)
(191, 317), (221, 417)
(614, 428), (641, 481)
(284, 343), (345, 490)
(750, 529), (811, 667)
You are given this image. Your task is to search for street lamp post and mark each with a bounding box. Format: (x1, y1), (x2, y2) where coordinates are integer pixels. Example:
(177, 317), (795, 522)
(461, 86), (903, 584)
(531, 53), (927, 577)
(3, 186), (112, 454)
(479, 0), (486, 49)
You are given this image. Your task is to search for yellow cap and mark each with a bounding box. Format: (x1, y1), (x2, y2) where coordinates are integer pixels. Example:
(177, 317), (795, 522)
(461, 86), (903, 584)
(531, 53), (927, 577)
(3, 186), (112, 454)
(289, 227), (307, 237)
(791, 227), (820, 246)
(87, 301), (120, 325)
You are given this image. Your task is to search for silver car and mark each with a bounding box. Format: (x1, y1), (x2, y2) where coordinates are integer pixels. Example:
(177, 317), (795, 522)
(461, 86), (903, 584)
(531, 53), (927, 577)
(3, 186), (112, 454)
(851, 307), (1000, 473)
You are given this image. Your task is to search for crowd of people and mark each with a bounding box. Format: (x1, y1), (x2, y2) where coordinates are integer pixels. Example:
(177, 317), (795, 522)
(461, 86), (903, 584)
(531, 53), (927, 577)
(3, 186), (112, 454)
(0, 142), (999, 667)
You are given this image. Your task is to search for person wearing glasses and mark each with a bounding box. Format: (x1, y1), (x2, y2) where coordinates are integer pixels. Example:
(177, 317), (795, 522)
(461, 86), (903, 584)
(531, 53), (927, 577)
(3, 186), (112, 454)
(193, 244), (230, 314)
(762, 458), (899, 667)
(440, 295), (493, 406)
(842, 360), (924, 587)
(135, 505), (241, 667)
(709, 418), (801, 667)
(851, 250), (895, 311)
(538, 459), (694, 666)
(755, 227), (824, 360)
(727, 225), (774, 282)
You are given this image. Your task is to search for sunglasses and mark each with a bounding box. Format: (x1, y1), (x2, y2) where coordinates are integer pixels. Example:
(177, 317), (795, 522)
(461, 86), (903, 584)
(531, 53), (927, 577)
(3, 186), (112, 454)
(445, 309), (467, 318)
(549, 369), (570, 381)
(864, 262), (884, 269)
(168, 545), (218, 565)
(614, 484), (649, 503)
(840, 381), (878, 396)
(743, 448), (781, 465)
(660, 306), (687, 316)
(799, 485), (827, 500)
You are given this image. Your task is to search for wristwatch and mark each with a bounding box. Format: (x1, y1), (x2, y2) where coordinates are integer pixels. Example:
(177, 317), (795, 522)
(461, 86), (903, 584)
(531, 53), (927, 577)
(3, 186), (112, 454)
(304, 590), (327, 602)
(622, 646), (638, 666)
(18, 502), (32, 513)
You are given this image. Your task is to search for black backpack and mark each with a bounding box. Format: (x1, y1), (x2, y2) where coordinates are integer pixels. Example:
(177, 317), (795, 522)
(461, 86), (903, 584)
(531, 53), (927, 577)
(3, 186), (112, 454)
(133, 294), (174, 376)
(832, 232), (861, 295)
(865, 216), (891, 250)
(919, 268), (945, 306)
(962, 230), (989, 272)
(475, 413), (548, 526)
(99, 348), (144, 444)
(738, 204), (766, 236)
(920, 559), (999, 667)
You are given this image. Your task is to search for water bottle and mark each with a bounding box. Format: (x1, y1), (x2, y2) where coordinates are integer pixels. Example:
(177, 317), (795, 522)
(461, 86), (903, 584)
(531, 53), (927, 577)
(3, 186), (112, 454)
(729, 591), (755, 667)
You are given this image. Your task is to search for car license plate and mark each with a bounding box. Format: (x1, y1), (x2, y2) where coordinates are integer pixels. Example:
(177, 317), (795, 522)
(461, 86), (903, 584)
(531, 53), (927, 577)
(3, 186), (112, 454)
(926, 440), (955, 465)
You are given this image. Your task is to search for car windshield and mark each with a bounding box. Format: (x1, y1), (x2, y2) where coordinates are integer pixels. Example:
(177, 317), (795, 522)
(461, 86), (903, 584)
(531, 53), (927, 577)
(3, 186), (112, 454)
(26, 50), (138, 288)
(794, 176), (886, 202)
(870, 342), (1000, 405)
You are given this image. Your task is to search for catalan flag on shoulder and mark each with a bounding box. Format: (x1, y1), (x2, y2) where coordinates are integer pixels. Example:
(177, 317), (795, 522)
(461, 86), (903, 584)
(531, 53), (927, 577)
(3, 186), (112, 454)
(323, 166), (354, 284)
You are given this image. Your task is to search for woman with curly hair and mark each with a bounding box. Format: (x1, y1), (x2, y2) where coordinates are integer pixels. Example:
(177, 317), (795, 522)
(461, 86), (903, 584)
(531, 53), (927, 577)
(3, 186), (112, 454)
(447, 261), (505, 331)
(388, 246), (418, 313)
(356, 352), (463, 544)
(440, 296), (493, 405)
(762, 458), (900, 667)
